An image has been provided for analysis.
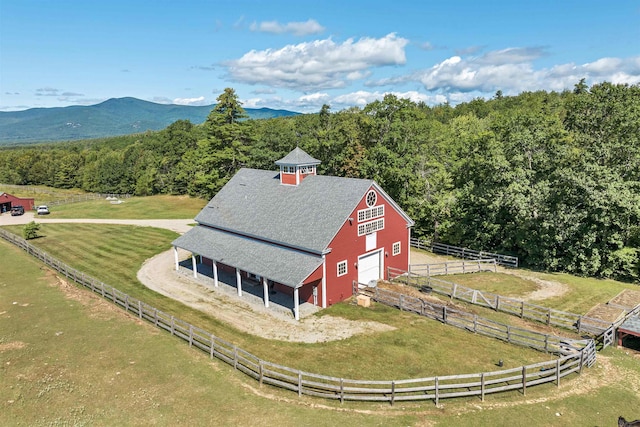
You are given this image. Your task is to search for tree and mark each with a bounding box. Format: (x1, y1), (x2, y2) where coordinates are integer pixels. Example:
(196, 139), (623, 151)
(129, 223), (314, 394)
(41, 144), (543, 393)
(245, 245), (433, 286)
(22, 221), (40, 240)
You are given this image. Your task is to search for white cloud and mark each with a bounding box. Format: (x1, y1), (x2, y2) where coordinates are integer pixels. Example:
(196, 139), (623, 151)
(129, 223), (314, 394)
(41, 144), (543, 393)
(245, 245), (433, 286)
(224, 33), (408, 91)
(414, 49), (640, 95)
(250, 19), (325, 36)
(173, 96), (207, 106)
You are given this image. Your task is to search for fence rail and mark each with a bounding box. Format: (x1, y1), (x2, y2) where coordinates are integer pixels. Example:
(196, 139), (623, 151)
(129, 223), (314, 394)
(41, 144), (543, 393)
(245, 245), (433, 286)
(410, 238), (519, 268)
(387, 267), (614, 346)
(0, 184), (130, 207)
(410, 259), (497, 276)
(0, 228), (596, 404)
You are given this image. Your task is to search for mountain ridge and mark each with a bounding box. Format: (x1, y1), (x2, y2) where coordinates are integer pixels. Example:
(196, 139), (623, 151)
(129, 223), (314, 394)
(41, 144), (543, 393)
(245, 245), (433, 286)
(0, 97), (299, 145)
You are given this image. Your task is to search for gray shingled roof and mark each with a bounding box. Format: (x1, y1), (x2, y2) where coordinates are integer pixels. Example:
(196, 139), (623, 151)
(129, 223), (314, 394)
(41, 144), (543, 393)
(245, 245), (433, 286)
(619, 314), (640, 335)
(275, 147), (321, 166)
(173, 225), (323, 288)
(193, 168), (378, 254)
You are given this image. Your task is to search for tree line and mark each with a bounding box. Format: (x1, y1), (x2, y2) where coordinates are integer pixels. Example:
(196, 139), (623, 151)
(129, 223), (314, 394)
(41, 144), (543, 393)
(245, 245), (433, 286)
(1, 84), (638, 282)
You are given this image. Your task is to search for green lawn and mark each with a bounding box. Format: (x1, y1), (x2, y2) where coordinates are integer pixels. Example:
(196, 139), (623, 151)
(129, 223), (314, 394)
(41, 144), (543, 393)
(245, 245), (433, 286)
(1, 223), (550, 380)
(48, 194), (206, 219)
(3, 237), (640, 426)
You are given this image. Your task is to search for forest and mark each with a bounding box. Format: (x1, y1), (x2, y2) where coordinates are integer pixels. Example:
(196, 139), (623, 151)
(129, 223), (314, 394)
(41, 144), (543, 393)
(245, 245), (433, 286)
(0, 83), (638, 282)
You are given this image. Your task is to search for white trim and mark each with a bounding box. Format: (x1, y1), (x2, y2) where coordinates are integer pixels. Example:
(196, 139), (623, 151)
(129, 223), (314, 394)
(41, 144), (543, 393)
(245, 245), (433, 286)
(357, 218), (385, 236)
(263, 277), (269, 308)
(173, 246), (179, 271)
(392, 241), (401, 256)
(192, 254), (198, 278)
(322, 255), (327, 308)
(357, 249), (383, 285)
(337, 259), (348, 277)
(357, 205), (384, 223)
(212, 261), (218, 287)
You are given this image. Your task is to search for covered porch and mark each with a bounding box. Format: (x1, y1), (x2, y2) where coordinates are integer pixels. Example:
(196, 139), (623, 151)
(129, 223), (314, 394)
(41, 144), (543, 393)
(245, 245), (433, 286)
(172, 225), (326, 321)
(175, 256), (319, 319)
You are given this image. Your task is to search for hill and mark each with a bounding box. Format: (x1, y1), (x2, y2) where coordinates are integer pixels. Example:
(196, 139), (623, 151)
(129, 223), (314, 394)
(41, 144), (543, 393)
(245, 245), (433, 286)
(0, 97), (299, 145)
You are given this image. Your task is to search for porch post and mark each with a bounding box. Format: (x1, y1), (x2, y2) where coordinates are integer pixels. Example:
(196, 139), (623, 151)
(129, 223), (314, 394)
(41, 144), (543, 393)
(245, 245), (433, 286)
(294, 287), (300, 321)
(262, 277), (270, 308)
(212, 261), (218, 287)
(174, 246), (179, 271)
(191, 254), (198, 279)
(321, 255), (327, 308)
(236, 268), (242, 296)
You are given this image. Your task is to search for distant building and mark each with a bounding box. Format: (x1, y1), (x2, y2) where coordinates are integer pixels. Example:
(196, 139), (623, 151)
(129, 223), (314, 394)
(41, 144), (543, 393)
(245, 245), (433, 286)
(173, 147), (414, 319)
(0, 192), (35, 213)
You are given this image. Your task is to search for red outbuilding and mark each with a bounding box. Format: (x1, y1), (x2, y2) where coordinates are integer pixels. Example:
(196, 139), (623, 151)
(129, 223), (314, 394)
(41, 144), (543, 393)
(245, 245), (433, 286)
(0, 192), (35, 213)
(173, 147), (414, 320)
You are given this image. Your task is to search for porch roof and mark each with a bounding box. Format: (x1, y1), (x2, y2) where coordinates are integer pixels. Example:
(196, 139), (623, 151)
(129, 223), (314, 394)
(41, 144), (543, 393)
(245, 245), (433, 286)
(619, 314), (640, 336)
(173, 225), (323, 289)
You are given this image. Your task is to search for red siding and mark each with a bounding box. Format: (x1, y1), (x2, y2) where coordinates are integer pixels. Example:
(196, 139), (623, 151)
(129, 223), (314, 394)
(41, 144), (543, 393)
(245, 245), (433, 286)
(0, 193), (35, 211)
(323, 186), (410, 306)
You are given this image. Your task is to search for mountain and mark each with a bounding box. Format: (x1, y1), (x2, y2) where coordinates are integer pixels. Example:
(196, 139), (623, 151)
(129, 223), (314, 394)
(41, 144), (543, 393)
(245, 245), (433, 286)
(0, 97), (299, 145)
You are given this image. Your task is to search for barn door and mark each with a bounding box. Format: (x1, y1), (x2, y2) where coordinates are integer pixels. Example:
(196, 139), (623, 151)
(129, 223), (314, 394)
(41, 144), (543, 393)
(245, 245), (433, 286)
(358, 250), (382, 285)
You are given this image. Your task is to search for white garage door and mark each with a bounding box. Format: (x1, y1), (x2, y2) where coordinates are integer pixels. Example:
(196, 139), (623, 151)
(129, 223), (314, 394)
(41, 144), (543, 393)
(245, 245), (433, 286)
(358, 250), (381, 285)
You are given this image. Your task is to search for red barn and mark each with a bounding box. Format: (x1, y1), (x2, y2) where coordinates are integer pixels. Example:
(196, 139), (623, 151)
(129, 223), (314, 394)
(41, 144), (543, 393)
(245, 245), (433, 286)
(173, 147), (414, 319)
(0, 192), (35, 213)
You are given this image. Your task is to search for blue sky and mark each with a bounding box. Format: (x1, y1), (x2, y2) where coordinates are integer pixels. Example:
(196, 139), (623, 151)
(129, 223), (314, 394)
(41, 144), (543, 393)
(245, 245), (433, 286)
(1, 0), (639, 112)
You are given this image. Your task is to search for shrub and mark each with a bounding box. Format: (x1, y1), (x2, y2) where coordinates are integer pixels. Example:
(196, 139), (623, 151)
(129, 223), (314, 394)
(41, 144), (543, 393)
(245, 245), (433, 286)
(22, 221), (40, 240)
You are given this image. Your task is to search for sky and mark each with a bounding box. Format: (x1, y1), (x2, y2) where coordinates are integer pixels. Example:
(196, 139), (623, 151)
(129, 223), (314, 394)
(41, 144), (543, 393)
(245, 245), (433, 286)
(1, 0), (639, 113)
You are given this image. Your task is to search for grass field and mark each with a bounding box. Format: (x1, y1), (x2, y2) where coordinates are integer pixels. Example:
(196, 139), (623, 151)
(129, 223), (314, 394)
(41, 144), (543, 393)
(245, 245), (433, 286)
(2, 237), (640, 426)
(1, 190), (640, 425)
(1, 222), (550, 380)
(48, 195), (206, 219)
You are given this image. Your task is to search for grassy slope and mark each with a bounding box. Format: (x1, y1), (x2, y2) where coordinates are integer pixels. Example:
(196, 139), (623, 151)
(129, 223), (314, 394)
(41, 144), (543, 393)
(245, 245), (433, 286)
(48, 195), (207, 219)
(2, 238), (640, 426)
(1, 222), (549, 379)
(0, 240), (410, 426)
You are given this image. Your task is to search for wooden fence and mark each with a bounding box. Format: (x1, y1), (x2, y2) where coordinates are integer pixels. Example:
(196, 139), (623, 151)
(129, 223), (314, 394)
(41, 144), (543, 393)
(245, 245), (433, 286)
(387, 267), (614, 345)
(0, 228), (597, 404)
(409, 259), (497, 276)
(0, 184), (130, 207)
(410, 238), (519, 268)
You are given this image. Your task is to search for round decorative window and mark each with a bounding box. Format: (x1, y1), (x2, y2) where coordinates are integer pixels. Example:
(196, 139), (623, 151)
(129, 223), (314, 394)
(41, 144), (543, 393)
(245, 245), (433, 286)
(366, 190), (377, 207)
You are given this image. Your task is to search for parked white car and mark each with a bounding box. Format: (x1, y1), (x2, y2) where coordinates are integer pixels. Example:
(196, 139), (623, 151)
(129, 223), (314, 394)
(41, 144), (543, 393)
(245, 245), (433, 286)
(36, 205), (50, 215)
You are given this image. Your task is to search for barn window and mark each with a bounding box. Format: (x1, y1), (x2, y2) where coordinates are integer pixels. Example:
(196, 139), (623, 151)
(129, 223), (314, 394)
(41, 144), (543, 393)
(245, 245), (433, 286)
(337, 260), (348, 277)
(393, 241), (401, 256)
(357, 218), (384, 236)
(366, 190), (377, 207)
(357, 205), (384, 222)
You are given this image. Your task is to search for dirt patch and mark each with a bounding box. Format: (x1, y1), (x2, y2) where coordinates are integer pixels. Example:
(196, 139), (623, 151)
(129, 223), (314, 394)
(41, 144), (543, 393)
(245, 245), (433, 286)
(0, 341), (27, 352)
(137, 249), (395, 343)
(410, 249), (570, 302)
(584, 303), (627, 323)
(609, 289), (640, 310)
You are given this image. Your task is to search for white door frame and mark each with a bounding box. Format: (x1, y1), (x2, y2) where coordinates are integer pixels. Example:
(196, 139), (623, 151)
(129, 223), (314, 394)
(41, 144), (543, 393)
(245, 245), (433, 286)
(357, 249), (383, 285)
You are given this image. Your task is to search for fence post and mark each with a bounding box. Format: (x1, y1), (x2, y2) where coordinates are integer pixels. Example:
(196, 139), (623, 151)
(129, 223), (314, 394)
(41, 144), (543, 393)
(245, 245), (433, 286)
(391, 381), (395, 406)
(442, 306), (448, 324)
(210, 334), (215, 359)
(399, 294), (404, 311)
(520, 301), (525, 318)
(576, 316), (582, 333)
(522, 366), (527, 396)
(259, 361), (264, 385)
(495, 295), (500, 311)
(556, 359), (561, 387)
(435, 377), (439, 406)
(546, 309), (552, 326)
(298, 372), (303, 397)
(481, 373), (485, 401)
(138, 300), (143, 319)
(340, 378), (344, 404)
